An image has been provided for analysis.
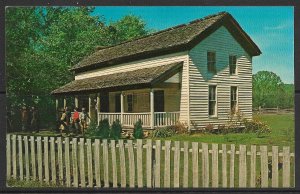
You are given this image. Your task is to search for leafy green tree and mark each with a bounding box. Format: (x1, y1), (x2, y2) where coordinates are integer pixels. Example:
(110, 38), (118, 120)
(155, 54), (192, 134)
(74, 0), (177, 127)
(5, 7), (151, 131)
(252, 71), (293, 108)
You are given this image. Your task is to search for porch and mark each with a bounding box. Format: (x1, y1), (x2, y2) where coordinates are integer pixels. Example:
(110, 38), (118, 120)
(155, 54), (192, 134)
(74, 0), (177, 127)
(52, 62), (183, 129)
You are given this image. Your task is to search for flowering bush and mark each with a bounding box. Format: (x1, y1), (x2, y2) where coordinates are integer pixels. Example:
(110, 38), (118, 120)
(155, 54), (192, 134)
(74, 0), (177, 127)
(243, 118), (271, 136)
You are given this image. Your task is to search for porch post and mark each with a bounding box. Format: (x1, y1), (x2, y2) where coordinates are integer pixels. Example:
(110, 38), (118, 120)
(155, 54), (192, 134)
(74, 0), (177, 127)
(63, 97), (67, 109)
(150, 89), (154, 129)
(97, 93), (100, 124)
(120, 92), (124, 125)
(55, 98), (59, 111)
(75, 96), (78, 108)
(88, 95), (92, 123)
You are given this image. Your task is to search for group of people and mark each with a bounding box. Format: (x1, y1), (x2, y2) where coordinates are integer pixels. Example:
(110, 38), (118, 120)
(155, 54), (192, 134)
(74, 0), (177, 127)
(20, 106), (40, 133)
(58, 107), (90, 135)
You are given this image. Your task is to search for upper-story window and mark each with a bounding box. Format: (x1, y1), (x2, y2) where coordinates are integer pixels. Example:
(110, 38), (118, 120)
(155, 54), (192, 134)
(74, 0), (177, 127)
(229, 55), (237, 75)
(209, 85), (217, 116)
(127, 94), (133, 112)
(207, 51), (216, 73)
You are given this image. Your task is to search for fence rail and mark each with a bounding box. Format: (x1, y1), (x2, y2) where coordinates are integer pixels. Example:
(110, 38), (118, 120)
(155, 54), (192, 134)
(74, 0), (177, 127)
(253, 107), (294, 114)
(6, 134), (294, 188)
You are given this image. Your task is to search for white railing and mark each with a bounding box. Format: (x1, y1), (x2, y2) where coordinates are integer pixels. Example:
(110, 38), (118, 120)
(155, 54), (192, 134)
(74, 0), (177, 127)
(123, 112), (151, 128)
(98, 113), (121, 125)
(97, 111), (180, 128)
(154, 112), (180, 127)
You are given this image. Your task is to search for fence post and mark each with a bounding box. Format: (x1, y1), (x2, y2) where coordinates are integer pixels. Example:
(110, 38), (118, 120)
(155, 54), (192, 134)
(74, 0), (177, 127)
(119, 139), (126, 187)
(239, 145), (247, 187)
(65, 137), (71, 187)
(94, 139), (101, 187)
(24, 136), (30, 181)
(6, 134), (11, 180)
(164, 140), (171, 188)
(86, 139), (93, 188)
(18, 135), (24, 181)
(271, 146), (279, 187)
(137, 139), (143, 188)
(110, 140), (118, 188)
(50, 137), (56, 185)
(57, 137), (63, 185)
(37, 136), (43, 182)
(43, 136), (49, 184)
(202, 143), (209, 187)
(146, 139), (153, 188)
(282, 146), (290, 187)
(154, 140), (161, 188)
(30, 136), (36, 181)
(192, 142), (199, 188)
(72, 138), (78, 187)
(250, 145), (256, 188)
(128, 140), (135, 188)
(174, 141), (180, 188)
(183, 142), (189, 188)
(229, 144), (235, 188)
(221, 144), (227, 188)
(212, 143), (219, 187)
(79, 138), (86, 187)
(260, 146), (268, 187)
(11, 135), (17, 179)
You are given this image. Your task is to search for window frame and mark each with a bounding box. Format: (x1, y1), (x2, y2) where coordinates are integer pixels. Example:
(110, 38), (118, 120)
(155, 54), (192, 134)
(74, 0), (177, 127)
(127, 93), (133, 112)
(229, 55), (237, 75)
(208, 85), (217, 117)
(230, 86), (238, 113)
(207, 51), (216, 74)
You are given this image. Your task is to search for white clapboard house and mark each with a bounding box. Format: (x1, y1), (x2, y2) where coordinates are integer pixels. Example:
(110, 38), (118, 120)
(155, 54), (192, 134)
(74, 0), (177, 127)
(52, 12), (261, 130)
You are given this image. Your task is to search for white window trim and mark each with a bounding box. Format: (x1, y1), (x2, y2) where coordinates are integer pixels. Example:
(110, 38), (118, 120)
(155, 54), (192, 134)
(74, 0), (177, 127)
(230, 86), (238, 114)
(229, 55), (238, 76)
(208, 85), (218, 118)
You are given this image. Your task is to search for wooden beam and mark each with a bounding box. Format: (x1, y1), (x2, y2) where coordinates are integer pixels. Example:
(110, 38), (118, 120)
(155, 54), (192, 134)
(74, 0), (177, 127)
(63, 98), (67, 109)
(150, 89), (154, 129)
(75, 96), (78, 108)
(120, 92), (124, 124)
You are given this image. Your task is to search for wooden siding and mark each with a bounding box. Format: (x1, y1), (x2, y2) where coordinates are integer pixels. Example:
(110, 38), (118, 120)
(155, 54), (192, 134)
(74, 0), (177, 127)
(188, 26), (253, 129)
(107, 88), (180, 113)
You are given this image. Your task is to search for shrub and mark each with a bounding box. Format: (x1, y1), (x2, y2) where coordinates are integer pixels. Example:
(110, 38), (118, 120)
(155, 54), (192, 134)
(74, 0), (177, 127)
(111, 119), (122, 140)
(86, 120), (98, 136)
(98, 119), (110, 138)
(243, 118), (271, 136)
(152, 128), (175, 138)
(133, 119), (143, 139)
(169, 121), (188, 134)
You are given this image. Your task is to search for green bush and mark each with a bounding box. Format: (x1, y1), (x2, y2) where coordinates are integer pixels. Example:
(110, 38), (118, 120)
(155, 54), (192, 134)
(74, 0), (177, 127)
(98, 119), (110, 138)
(111, 119), (122, 140)
(133, 119), (143, 139)
(86, 120), (98, 136)
(152, 128), (175, 138)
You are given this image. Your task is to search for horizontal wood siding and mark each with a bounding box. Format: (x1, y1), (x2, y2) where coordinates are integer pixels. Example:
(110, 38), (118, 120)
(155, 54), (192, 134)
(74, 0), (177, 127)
(189, 26), (253, 129)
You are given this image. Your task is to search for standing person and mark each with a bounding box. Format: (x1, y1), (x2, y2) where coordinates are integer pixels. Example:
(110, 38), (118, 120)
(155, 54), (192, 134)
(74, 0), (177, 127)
(59, 108), (68, 134)
(65, 106), (71, 134)
(20, 106), (29, 132)
(80, 107), (90, 135)
(30, 106), (40, 133)
(72, 107), (80, 135)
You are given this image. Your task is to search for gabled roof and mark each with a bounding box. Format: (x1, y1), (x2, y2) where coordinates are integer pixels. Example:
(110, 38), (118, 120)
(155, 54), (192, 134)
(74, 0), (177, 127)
(52, 62), (183, 95)
(70, 11), (261, 73)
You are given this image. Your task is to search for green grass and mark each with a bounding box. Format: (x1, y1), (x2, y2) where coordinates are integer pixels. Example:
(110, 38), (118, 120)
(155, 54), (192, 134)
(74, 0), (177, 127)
(152, 113), (295, 152)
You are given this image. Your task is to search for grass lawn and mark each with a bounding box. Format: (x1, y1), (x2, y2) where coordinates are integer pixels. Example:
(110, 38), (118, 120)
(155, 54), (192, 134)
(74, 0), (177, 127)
(152, 113), (295, 152)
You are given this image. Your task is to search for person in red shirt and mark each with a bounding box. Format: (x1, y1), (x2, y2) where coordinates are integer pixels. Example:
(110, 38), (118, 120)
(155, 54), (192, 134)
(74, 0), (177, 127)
(72, 107), (81, 134)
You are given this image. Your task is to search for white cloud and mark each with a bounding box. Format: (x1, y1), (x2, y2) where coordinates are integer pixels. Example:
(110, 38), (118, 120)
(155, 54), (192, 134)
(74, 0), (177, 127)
(263, 20), (293, 31)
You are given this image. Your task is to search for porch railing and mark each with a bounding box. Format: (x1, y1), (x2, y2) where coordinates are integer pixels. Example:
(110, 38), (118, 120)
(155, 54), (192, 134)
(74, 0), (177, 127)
(154, 111), (180, 127)
(97, 111), (180, 128)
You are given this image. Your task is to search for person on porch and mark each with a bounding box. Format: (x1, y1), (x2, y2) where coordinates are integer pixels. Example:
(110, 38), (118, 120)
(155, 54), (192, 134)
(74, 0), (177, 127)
(80, 107), (90, 135)
(30, 106), (40, 133)
(20, 106), (29, 132)
(72, 107), (80, 134)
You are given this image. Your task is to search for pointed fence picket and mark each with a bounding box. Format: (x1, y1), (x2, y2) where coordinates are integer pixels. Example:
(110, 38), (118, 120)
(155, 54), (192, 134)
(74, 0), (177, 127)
(6, 134), (295, 188)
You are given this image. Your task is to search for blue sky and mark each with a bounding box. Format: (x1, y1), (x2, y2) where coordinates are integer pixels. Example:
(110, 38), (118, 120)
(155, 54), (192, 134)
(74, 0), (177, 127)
(92, 6), (294, 84)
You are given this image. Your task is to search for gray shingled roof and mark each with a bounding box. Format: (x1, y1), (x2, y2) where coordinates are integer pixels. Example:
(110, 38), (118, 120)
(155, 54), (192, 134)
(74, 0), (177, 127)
(70, 11), (261, 73)
(52, 62), (183, 95)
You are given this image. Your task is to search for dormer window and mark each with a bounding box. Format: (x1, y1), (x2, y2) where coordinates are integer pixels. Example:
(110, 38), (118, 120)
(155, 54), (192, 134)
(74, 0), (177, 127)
(229, 55), (237, 75)
(207, 51), (216, 73)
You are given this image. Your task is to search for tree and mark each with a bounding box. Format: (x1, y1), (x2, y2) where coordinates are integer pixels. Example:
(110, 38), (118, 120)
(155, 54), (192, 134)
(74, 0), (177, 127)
(5, 7), (151, 131)
(252, 71), (293, 108)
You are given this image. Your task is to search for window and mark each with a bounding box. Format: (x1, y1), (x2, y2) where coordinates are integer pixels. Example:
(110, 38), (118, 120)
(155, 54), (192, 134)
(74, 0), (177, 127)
(127, 94), (133, 112)
(209, 85), (217, 116)
(230, 86), (238, 113)
(229, 55), (237, 75)
(207, 51), (216, 73)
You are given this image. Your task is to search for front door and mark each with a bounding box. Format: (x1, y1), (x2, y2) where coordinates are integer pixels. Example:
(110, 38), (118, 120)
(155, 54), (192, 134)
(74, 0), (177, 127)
(100, 92), (109, 112)
(115, 93), (121, 112)
(154, 90), (164, 112)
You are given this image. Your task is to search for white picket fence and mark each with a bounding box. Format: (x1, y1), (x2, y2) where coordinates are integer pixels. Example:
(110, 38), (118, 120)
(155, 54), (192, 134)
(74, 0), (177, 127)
(6, 134), (294, 188)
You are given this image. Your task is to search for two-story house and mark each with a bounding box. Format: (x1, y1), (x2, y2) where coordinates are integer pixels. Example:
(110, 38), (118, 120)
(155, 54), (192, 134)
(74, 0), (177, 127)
(52, 11), (261, 130)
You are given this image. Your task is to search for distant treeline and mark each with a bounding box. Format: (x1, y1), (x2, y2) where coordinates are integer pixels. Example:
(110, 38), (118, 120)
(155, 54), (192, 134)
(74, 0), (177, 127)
(253, 71), (294, 108)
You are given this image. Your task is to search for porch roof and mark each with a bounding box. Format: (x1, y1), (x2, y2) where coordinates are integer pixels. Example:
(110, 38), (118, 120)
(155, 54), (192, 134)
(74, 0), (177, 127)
(51, 61), (183, 95)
